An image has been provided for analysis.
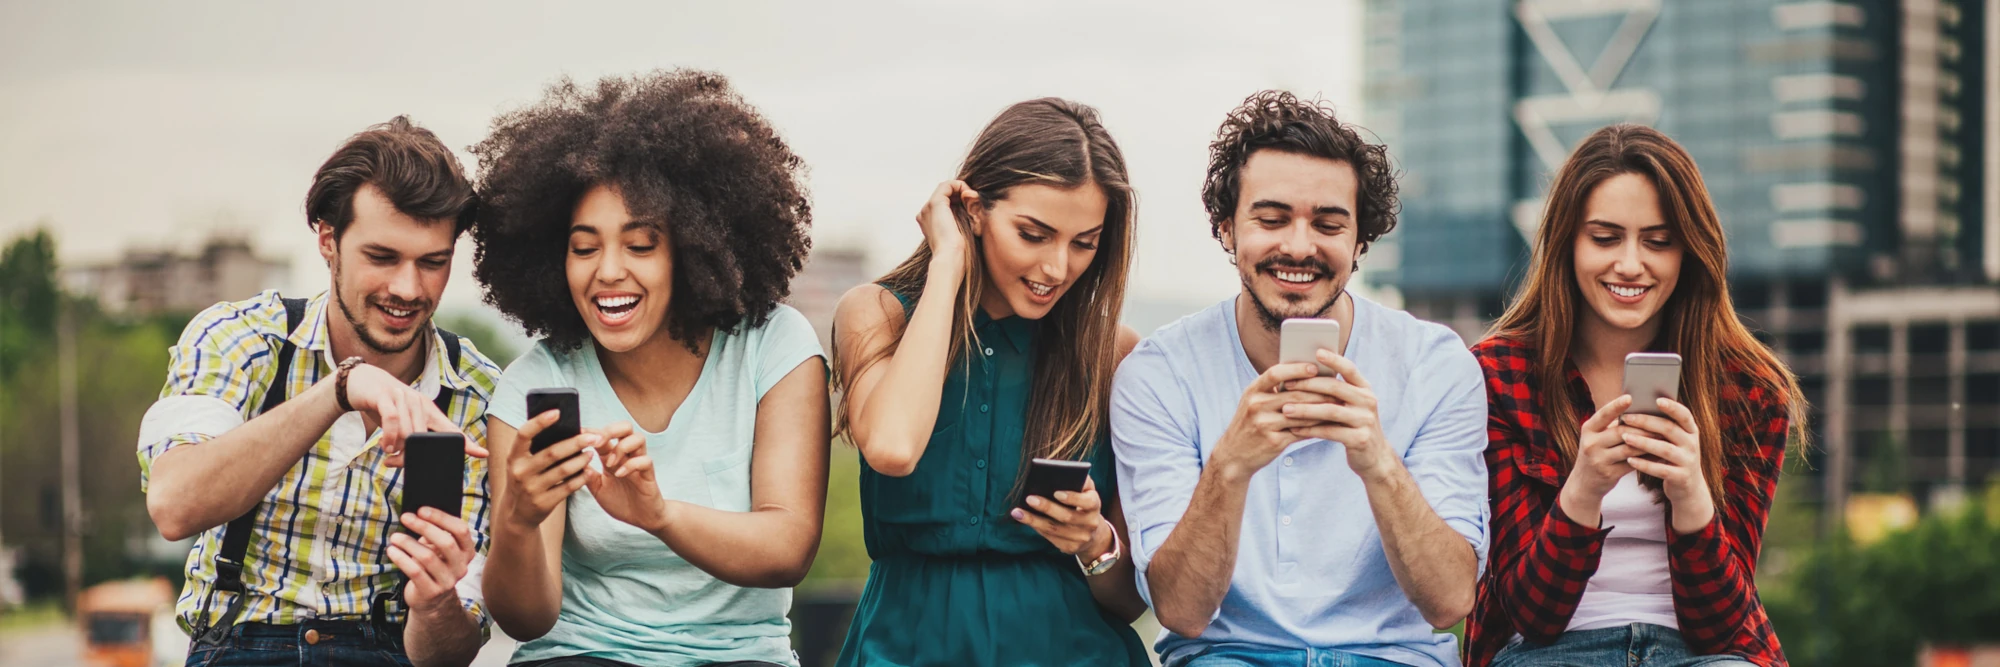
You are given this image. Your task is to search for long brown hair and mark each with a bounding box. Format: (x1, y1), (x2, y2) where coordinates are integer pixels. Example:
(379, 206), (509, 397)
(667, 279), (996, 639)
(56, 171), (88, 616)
(1487, 124), (1807, 501)
(832, 97), (1136, 473)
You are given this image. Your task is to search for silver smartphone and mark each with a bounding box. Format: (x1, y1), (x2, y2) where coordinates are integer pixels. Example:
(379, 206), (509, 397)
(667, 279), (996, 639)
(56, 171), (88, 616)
(1279, 318), (1343, 377)
(1622, 352), (1683, 417)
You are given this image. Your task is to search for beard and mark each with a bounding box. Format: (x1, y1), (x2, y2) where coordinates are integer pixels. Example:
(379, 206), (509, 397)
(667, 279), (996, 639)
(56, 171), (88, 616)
(1239, 254), (1346, 332)
(330, 259), (431, 355)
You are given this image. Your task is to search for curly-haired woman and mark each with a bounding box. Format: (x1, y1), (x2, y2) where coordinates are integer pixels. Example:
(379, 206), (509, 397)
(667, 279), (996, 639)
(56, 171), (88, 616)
(471, 70), (827, 667)
(828, 98), (1150, 666)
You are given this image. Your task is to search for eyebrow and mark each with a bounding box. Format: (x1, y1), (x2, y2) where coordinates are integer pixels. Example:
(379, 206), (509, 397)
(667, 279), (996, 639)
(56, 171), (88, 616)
(361, 243), (451, 260)
(569, 220), (658, 235)
(1020, 215), (1104, 236)
(1585, 219), (1671, 233)
(1248, 199), (1351, 217)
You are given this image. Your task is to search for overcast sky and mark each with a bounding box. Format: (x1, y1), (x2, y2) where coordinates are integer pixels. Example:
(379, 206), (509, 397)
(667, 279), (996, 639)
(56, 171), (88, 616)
(0, 0), (1365, 320)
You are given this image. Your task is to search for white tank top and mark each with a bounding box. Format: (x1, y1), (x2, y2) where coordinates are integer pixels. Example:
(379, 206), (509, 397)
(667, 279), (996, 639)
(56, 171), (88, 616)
(1566, 471), (1680, 632)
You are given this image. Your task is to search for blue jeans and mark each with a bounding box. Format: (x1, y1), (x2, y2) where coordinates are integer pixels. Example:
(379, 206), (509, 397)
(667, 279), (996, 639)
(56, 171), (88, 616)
(1171, 643), (1411, 667)
(184, 621), (412, 667)
(1491, 623), (1757, 667)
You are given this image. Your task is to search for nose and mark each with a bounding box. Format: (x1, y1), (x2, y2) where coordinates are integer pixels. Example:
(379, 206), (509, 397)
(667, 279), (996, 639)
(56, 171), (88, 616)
(596, 245), (628, 284)
(387, 260), (423, 302)
(1613, 238), (1646, 279)
(1040, 243), (1071, 284)
(1278, 219), (1315, 259)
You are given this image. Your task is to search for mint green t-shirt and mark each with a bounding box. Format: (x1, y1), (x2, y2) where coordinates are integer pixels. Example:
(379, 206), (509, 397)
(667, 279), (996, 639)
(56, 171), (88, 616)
(489, 304), (823, 667)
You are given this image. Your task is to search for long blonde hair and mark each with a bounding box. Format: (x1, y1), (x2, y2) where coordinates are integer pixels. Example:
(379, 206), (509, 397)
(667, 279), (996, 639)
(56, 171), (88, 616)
(1488, 124), (1807, 501)
(832, 97), (1136, 473)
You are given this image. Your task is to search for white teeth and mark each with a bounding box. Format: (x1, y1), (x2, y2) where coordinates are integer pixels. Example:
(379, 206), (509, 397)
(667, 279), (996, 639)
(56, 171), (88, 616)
(1026, 281), (1054, 296)
(595, 295), (639, 308)
(385, 307), (414, 318)
(1608, 284), (1648, 298)
(1274, 270), (1317, 283)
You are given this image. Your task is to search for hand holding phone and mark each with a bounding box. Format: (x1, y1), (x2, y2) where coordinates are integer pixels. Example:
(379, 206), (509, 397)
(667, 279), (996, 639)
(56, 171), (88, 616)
(1279, 318), (1343, 377)
(526, 388), (582, 455)
(1017, 458), (1093, 514)
(402, 432), (467, 520)
(1620, 353), (1682, 418)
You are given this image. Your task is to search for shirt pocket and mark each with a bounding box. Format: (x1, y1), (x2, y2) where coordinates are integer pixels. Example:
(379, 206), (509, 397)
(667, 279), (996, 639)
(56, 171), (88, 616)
(701, 447), (754, 513)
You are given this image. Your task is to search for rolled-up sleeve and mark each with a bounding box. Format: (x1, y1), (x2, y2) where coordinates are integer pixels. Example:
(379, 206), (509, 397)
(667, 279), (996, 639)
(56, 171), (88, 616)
(1110, 340), (1203, 610)
(135, 300), (276, 492)
(1404, 336), (1493, 573)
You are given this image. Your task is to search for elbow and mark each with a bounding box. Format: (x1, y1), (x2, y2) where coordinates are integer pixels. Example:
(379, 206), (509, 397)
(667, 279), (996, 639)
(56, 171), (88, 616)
(490, 606), (556, 643)
(858, 437), (920, 477)
(1158, 612), (1211, 639)
(148, 492), (198, 542)
(1422, 589), (1476, 630)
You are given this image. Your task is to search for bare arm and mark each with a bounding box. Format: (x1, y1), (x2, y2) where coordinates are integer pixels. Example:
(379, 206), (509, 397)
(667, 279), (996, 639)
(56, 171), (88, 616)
(639, 359), (832, 587)
(481, 414), (587, 641)
(1357, 460), (1478, 628)
(836, 181), (976, 477)
(1084, 326), (1147, 621)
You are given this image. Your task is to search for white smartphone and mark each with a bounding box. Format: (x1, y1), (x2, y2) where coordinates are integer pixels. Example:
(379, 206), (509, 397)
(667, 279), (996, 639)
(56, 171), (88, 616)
(1279, 318), (1343, 377)
(1622, 352), (1683, 417)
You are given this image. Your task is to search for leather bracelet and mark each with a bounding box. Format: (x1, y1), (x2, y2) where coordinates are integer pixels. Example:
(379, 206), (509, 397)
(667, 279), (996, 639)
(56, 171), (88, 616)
(335, 356), (363, 413)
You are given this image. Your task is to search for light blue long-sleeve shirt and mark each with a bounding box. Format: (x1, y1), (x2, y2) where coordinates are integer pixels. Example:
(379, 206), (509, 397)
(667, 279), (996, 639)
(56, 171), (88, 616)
(1111, 294), (1490, 667)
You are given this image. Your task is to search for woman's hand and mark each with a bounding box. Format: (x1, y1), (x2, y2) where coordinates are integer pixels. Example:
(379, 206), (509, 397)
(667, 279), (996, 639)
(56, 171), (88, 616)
(915, 180), (978, 259)
(1556, 395), (1637, 527)
(1618, 398), (1715, 534)
(584, 422), (669, 534)
(1012, 476), (1114, 557)
(497, 409), (597, 530)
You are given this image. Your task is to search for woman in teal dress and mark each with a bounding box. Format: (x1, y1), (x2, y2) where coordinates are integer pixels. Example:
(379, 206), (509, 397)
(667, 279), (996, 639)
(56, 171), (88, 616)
(830, 98), (1149, 666)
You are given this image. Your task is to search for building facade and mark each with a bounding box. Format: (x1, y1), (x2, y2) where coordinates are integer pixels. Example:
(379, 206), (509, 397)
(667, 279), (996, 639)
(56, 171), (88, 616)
(1364, 0), (1997, 513)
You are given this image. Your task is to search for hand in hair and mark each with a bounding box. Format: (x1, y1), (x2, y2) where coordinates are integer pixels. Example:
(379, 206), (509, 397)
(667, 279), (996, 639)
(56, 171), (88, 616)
(916, 179), (977, 258)
(1556, 395), (1637, 528)
(1619, 399), (1716, 534)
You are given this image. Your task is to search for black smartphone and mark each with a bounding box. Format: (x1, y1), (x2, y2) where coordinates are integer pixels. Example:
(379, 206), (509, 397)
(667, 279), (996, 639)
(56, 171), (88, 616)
(402, 432), (466, 520)
(525, 388), (581, 454)
(1017, 457), (1093, 514)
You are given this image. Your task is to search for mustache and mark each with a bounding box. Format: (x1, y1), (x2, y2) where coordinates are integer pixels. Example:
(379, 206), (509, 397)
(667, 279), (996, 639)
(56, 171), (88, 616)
(368, 295), (432, 312)
(1253, 256), (1333, 275)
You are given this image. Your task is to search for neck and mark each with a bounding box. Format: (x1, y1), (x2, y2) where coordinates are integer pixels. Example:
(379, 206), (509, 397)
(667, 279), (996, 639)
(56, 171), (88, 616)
(978, 273), (1014, 320)
(1238, 289), (1354, 373)
(325, 301), (427, 384)
(598, 326), (709, 397)
(1571, 308), (1661, 375)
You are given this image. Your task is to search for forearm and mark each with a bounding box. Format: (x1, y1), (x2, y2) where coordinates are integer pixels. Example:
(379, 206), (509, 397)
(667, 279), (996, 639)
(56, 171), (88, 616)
(852, 258), (963, 474)
(651, 501), (821, 588)
(482, 520), (562, 640)
(146, 378), (344, 539)
(1360, 460), (1478, 628)
(1084, 530), (1147, 623)
(404, 600), (482, 667)
(1145, 463), (1251, 637)
(1495, 498), (1607, 642)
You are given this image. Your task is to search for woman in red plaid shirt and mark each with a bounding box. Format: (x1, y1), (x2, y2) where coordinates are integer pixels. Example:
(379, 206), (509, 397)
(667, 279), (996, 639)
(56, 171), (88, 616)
(1465, 124), (1808, 667)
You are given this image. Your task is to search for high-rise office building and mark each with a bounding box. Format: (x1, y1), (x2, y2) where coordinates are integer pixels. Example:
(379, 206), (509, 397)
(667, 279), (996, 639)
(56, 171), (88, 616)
(1364, 0), (1997, 514)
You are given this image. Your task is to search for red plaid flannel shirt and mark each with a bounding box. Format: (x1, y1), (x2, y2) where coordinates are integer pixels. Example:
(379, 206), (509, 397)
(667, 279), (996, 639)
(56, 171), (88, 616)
(1465, 335), (1791, 667)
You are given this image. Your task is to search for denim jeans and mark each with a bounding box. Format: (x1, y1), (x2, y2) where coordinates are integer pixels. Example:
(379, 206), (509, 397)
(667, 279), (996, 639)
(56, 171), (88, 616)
(1491, 623), (1758, 667)
(1170, 642), (1412, 667)
(184, 621), (411, 667)
(512, 658), (788, 667)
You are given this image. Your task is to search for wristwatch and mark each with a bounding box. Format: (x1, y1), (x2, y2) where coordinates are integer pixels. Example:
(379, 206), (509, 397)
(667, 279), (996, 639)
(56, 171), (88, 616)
(1077, 523), (1122, 577)
(335, 356), (364, 412)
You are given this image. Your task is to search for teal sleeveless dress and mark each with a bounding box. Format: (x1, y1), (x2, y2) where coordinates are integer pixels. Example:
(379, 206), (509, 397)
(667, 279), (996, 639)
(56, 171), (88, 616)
(834, 288), (1149, 666)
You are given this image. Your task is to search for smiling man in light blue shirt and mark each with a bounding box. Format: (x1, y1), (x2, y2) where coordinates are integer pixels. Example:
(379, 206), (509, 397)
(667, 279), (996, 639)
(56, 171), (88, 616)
(1112, 92), (1488, 667)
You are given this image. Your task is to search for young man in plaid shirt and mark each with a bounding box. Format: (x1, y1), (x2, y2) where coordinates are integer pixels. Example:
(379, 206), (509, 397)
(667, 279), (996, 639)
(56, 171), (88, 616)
(137, 117), (500, 667)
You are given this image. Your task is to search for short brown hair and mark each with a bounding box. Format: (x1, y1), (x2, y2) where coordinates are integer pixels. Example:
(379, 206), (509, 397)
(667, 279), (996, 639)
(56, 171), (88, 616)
(305, 115), (475, 238)
(1201, 91), (1399, 257)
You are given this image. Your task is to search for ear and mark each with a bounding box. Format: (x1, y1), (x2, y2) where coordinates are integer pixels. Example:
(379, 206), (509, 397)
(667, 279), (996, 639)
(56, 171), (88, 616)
(316, 222), (338, 266)
(966, 204), (986, 238)
(1219, 220), (1236, 255)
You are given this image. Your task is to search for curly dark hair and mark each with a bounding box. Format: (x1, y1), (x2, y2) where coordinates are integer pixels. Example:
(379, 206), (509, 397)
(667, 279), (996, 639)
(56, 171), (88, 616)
(470, 70), (812, 351)
(1201, 90), (1399, 257)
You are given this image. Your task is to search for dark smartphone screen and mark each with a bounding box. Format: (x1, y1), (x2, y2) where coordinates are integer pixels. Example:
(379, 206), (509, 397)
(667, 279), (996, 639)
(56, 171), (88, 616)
(1017, 458), (1093, 514)
(402, 432), (466, 520)
(525, 388), (581, 454)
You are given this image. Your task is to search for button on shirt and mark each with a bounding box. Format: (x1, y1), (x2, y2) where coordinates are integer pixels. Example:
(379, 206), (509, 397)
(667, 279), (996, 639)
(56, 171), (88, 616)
(1111, 295), (1490, 667)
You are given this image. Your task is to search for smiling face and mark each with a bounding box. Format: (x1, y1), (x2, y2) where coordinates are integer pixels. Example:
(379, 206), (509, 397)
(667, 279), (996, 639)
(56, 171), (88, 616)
(973, 182), (1110, 320)
(1572, 172), (1683, 333)
(566, 184), (675, 353)
(320, 183), (455, 355)
(1222, 150), (1360, 331)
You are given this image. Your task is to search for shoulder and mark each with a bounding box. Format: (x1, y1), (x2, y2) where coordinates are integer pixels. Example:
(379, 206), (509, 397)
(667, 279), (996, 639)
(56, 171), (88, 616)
(738, 303), (816, 340)
(1469, 333), (1536, 383)
(498, 340), (573, 388)
(1114, 324), (1142, 364)
(833, 282), (905, 343)
(177, 290), (288, 351)
(1140, 297), (1232, 356)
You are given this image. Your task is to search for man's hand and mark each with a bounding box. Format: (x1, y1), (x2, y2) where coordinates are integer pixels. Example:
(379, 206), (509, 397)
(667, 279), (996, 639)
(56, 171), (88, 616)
(1210, 361), (1328, 481)
(344, 364), (486, 466)
(388, 507), (474, 616)
(1282, 350), (1396, 480)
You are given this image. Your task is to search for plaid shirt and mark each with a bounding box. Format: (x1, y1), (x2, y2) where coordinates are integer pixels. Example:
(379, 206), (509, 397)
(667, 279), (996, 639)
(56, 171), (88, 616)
(1466, 335), (1790, 667)
(136, 290), (499, 632)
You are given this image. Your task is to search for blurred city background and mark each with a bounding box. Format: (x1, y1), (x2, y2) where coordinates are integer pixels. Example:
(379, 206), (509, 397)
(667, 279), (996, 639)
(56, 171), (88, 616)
(0, 1), (1994, 666)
